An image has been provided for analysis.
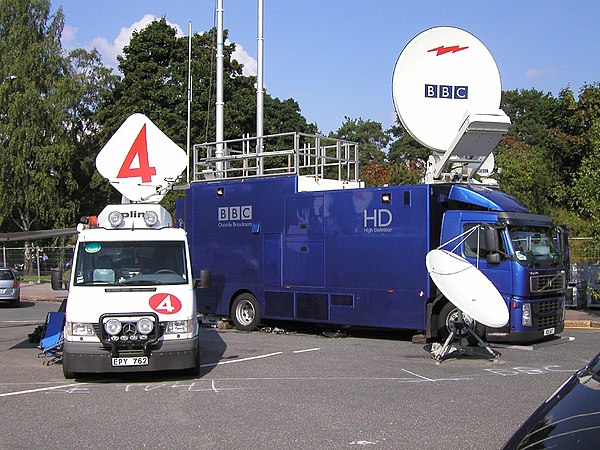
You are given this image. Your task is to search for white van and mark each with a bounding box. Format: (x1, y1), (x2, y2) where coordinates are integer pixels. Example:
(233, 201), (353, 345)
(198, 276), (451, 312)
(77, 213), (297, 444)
(62, 203), (199, 378)
(60, 113), (198, 378)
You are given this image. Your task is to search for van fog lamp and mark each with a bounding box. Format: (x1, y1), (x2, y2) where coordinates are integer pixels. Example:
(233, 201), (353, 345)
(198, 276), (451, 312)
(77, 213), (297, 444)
(136, 317), (154, 335)
(108, 211), (124, 228)
(143, 211), (159, 227)
(522, 303), (532, 326)
(104, 318), (122, 336)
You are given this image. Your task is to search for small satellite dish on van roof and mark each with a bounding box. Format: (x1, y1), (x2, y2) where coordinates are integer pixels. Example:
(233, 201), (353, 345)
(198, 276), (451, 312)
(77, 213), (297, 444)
(392, 26), (503, 153)
(426, 249), (509, 328)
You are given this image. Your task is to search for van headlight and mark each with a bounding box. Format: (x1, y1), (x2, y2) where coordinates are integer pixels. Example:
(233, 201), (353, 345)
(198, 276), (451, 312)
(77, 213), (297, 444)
(67, 322), (95, 336)
(165, 319), (193, 334)
(522, 303), (532, 326)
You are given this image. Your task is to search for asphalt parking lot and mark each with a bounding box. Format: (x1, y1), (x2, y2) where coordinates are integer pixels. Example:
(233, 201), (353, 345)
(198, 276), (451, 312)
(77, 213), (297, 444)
(1, 300), (598, 450)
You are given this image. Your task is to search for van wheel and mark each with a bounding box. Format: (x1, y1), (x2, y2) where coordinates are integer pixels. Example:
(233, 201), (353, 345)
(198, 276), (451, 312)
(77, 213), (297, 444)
(437, 302), (484, 346)
(231, 293), (259, 331)
(62, 354), (76, 379)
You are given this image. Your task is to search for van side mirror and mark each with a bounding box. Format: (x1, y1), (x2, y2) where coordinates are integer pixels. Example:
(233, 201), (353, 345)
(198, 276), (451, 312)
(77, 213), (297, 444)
(194, 269), (212, 289)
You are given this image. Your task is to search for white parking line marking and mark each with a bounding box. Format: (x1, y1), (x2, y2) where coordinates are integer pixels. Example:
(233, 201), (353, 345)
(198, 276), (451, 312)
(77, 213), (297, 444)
(200, 351), (283, 368)
(0, 383), (86, 397)
(293, 348), (320, 354)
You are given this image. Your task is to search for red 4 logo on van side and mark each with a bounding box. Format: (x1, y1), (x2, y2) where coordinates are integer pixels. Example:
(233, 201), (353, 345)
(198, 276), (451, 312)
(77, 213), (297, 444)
(149, 293), (182, 314)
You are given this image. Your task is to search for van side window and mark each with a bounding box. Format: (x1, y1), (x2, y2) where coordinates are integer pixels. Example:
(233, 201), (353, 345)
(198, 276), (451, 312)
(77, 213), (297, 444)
(463, 224), (504, 259)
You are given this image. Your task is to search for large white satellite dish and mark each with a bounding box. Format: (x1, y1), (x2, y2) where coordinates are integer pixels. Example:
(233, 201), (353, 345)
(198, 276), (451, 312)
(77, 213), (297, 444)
(392, 26), (503, 152)
(426, 249), (509, 328)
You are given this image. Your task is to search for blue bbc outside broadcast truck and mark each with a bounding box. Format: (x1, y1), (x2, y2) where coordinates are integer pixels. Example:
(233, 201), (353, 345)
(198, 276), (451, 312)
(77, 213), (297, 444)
(176, 131), (567, 344)
(177, 27), (568, 344)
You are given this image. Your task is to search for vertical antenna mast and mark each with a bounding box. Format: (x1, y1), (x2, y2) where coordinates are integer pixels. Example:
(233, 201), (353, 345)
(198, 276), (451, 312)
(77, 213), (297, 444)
(186, 21), (192, 183)
(256, 0), (264, 175)
(215, 0), (225, 175)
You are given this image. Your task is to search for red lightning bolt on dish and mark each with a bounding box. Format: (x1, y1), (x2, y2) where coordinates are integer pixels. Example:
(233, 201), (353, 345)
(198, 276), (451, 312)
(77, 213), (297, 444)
(428, 45), (469, 56)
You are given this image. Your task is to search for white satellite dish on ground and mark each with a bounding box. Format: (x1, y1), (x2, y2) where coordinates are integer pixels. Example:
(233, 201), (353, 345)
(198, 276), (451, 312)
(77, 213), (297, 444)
(426, 249), (509, 328)
(392, 27), (510, 183)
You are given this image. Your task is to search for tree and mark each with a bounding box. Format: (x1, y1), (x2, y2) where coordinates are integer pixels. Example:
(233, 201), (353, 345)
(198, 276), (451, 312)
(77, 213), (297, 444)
(97, 19), (319, 210)
(0, 0), (79, 232)
(387, 121), (429, 184)
(329, 117), (390, 185)
(64, 48), (119, 215)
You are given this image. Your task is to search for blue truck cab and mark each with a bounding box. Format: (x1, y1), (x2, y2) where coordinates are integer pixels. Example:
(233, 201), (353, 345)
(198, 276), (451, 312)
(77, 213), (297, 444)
(178, 133), (566, 343)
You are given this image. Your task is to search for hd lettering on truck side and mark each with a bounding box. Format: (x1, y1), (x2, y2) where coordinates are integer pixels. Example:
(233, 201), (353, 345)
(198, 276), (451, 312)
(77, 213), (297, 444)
(363, 209), (393, 234)
(218, 205), (253, 228)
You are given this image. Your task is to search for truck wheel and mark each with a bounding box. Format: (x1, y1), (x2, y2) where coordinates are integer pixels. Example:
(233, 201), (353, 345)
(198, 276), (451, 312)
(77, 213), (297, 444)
(62, 354), (76, 379)
(437, 302), (484, 345)
(231, 293), (260, 331)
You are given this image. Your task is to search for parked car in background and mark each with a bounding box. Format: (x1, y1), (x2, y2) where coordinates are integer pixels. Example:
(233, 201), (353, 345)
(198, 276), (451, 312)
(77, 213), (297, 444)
(502, 351), (600, 449)
(0, 267), (20, 307)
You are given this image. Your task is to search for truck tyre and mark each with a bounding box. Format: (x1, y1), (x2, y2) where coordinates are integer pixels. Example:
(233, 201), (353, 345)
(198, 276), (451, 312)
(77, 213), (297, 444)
(62, 353), (76, 379)
(437, 302), (484, 346)
(231, 293), (260, 331)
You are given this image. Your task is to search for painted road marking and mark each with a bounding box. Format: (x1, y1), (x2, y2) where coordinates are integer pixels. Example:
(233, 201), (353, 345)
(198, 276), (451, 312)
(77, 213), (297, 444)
(0, 383), (86, 397)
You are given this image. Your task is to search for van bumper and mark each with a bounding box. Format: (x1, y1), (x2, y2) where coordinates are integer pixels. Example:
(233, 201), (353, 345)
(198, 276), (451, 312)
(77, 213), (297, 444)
(63, 336), (199, 374)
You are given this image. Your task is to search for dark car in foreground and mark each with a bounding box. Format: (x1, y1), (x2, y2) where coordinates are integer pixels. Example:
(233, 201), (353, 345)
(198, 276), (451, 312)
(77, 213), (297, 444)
(0, 267), (21, 307)
(502, 351), (600, 449)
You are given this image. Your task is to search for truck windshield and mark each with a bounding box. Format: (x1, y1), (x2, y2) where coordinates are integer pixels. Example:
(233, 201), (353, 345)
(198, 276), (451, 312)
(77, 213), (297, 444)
(73, 241), (188, 286)
(508, 226), (560, 267)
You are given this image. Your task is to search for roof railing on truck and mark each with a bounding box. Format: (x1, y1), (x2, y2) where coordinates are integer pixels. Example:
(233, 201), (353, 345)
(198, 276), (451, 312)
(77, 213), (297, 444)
(192, 132), (359, 183)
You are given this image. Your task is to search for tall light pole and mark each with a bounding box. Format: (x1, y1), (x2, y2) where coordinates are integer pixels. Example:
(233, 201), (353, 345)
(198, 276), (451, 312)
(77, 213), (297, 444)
(215, 0), (225, 177)
(256, 0), (264, 175)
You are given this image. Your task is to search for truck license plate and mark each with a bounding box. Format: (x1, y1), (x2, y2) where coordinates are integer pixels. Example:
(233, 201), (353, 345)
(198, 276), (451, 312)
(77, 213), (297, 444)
(543, 327), (555, 336)
(112, 357), (149, 367)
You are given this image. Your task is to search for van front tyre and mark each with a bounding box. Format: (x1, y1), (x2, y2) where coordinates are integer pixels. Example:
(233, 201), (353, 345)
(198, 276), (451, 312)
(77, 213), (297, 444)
(231, 293), (259, 331)
(62, 353), (76, 379)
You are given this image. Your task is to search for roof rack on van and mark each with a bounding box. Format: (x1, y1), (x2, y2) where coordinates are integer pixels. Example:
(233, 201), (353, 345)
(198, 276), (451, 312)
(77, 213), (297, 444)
(192, 132), (359, 183)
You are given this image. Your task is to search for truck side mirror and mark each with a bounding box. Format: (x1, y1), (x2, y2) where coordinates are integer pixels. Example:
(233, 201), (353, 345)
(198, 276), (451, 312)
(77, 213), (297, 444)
(195, 269), (212, 289)
(556, 225), (570, 267)
(486, 253), (502, 264)
(484, 224), (502, 264)
(484, 225), (500, 253)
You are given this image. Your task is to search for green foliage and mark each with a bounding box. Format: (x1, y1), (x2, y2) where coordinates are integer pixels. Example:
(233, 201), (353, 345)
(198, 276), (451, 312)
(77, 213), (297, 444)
(573, 119), (600, 239)
(329, 117), (390, 184)
(0, 0), (77, 231)
(497, 85), (600, 236)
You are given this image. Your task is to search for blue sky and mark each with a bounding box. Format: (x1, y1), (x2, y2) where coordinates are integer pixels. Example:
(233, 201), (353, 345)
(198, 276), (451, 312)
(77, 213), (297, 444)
(54, 0), (599, 136)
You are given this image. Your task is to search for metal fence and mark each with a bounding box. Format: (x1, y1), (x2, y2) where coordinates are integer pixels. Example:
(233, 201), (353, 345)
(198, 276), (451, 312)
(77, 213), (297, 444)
(568, 238), (600, 264)
(1, 245), (74, 281)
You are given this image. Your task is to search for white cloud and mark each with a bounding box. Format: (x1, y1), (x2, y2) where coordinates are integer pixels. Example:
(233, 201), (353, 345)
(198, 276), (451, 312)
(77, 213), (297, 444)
(74, 14), (184, 71)
(64, 15), (258, 78)
(61, 25), (77, 51)
(228, 40), (257, 76)
(526, 67), (556, 79)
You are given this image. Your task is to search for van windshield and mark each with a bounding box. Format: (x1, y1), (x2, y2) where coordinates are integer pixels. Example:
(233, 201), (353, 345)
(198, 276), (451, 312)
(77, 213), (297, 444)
(73, 241), (188, 286)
